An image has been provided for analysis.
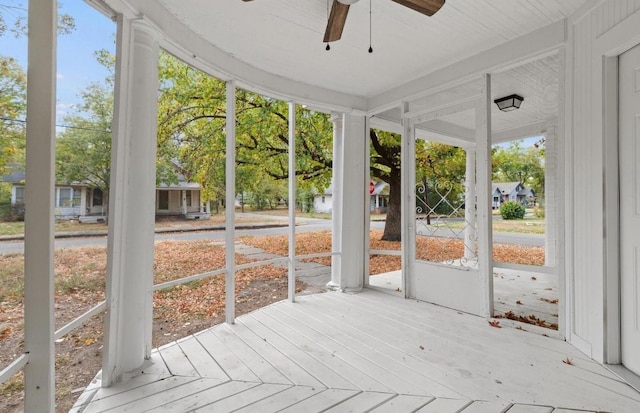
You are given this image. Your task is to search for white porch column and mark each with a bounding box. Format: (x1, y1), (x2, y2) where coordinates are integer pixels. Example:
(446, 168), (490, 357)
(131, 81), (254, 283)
(225, 81), (236, 323)
(476, 74), (493, 317)
(464, 148), (477, 259)
(103, 16), (160, 386)
(23, 1), (56, 410)
(287, 102), (296, 301)
(544, 128), (557, 267)
(181, 190), (187, 215)
(328, 112), (343, 290)
(340, 114), (367, 292)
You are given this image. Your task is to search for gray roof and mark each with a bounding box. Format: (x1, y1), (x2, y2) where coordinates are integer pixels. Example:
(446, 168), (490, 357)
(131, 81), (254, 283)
(0, 164), (25, 183)
(492, 182), (522, 196)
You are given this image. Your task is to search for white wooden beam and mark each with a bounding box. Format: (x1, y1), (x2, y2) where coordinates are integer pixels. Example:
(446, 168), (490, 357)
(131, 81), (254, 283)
(288, 102), (296, 302)
(401, 102), (416, 299)
(329, 113), (344, 290)
(369, 19), (568, 114)
(416, 119), (475, 144)
(103, 16), (160, 386)
(475, 74), (493, 318)
(225, 80), (236, 323)
(491, 121), (557, 144)
(23, 0), (57, 410)
(363, 115), (371, 287)
(340, 114), (367, 292)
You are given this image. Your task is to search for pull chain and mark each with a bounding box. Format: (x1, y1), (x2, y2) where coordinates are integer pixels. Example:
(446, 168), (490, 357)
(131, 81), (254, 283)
(368, 0), (373, 53)
(325, 0), (331, 51)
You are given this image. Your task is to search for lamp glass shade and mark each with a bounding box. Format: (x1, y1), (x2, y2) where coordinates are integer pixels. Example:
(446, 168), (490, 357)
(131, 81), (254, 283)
(337, 0), (359, 4)
(494, 94), (524, 112)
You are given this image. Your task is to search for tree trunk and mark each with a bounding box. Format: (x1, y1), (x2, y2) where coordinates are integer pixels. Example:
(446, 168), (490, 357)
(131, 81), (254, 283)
(382, 170), (402, 241)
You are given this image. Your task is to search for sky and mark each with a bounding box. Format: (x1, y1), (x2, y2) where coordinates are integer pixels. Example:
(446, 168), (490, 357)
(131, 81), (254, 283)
(0, 0), (116, 123)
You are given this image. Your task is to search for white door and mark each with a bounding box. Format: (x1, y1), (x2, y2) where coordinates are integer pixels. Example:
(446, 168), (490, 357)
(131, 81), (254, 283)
(619, 43), (640, 376)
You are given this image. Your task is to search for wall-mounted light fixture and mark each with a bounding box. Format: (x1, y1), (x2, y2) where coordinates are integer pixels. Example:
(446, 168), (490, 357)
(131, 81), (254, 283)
(494, 94), (524, 112)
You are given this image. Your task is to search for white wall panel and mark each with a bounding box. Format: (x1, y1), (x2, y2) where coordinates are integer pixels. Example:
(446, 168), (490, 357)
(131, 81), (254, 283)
(568, 0), (640, 361)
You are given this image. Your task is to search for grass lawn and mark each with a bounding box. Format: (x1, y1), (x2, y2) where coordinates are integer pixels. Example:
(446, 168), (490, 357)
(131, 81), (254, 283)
(428, 215), (545, 235)
(0, 212), (279, 237)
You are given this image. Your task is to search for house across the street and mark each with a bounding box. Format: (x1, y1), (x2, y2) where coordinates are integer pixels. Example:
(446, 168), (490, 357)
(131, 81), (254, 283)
(491, 181), (536, 208)
(1, 165), (211, 222)
(313, 181), (389, 214)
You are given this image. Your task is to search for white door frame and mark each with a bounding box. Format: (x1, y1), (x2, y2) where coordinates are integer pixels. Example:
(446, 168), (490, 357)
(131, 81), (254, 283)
(400, 76), (493, 317)
(596, 10), (640, 367)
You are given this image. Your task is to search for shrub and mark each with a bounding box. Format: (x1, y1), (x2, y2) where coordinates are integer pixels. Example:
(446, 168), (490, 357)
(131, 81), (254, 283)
(500, 200), (525, 220)
(533, 204), (545, 218)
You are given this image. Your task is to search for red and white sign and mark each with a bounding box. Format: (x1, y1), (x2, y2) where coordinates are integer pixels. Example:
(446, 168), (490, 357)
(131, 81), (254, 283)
(369, 181), (375, 195)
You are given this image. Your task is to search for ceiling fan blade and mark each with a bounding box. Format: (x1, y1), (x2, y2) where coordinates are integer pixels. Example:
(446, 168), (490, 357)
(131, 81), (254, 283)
(323, 1), (350, 43)
(390, 0), (445, 16)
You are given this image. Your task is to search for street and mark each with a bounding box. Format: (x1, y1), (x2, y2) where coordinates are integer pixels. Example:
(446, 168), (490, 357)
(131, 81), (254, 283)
(0, 218), (543, 254)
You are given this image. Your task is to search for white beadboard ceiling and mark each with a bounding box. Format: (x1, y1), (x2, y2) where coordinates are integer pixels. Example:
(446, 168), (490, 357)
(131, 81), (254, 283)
(105, 0), (587, 138)
(155, 0), (583, 100)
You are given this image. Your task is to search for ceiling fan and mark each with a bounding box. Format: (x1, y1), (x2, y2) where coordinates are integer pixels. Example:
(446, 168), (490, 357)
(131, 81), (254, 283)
(242, 0), (446, 43)
(323, 0), (445, 42)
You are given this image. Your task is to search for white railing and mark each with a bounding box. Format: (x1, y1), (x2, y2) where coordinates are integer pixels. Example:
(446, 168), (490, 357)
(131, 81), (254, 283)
(0, 250), (338, 387)
(0, 354), (29, 385)
(369, 249), (402, 256)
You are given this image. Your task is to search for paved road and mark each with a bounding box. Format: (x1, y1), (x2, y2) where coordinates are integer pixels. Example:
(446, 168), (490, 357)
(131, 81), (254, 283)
(0, 218), (542, 255)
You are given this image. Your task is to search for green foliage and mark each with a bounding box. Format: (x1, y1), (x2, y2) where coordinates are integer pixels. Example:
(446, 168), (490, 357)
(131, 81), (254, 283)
(56, 82), (113, 191)
(416, 142), (467, 215)
(0, 2), (75, 38)
(157, 51), (333, 206)
(533, 204), (545, 218)
(56, 50), (179, 206)
(493, 140), (545, 196)
(0, 55), (26, 174)
(500, 200), (525, 220)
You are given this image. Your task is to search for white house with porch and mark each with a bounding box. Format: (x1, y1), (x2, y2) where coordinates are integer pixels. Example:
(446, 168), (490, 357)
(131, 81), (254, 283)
(4, 0), (640, 411)
(313, 181), (388, 213)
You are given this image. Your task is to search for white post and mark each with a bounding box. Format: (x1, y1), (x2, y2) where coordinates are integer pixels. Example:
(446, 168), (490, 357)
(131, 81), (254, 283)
(328, 112), (343, 290)
(464, 148), (477, 260)
(103, 16), (159, 386)
(363, 115), (371, 286)
(181, 190), (187, 215)
(23, 1), (56, 410)
(401, 102), (416, 298)
(340, 114), (367, 292)
(225, 81), (236, 323)
(544, 129), (557, 267)
(476, 74), (493, 318)
(288, 102), (297, 302)
(80, 187), (87, 217)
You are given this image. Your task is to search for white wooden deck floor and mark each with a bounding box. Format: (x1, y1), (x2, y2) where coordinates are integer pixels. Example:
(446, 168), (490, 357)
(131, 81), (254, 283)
(72, 289), (640, 413)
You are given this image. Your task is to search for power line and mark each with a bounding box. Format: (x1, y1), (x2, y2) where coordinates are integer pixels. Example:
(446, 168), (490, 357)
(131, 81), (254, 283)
(0, 116), (111, 133)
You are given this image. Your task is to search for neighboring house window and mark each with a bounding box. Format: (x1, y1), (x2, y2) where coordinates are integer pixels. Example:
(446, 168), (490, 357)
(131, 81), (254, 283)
(73, 188), (82, 207)
(322, 196), (325, 203)
(58, 187), (73, 207)
(14, 186), (25, 204)
(158, 190), (169, 210)
(92, 188), (103, 206)
(186, 190), (192, 207)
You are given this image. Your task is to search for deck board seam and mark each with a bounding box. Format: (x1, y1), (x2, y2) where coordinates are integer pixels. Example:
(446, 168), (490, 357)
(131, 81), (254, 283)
(278, 297), (478, 398)
(244, 312), (358, 390)
(257, 307), (401, 393)
(265, 304), (451, 396)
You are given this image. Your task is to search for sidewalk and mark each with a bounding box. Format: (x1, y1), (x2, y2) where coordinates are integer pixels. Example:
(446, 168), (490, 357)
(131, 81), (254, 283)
(0, 221), (290, 242)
